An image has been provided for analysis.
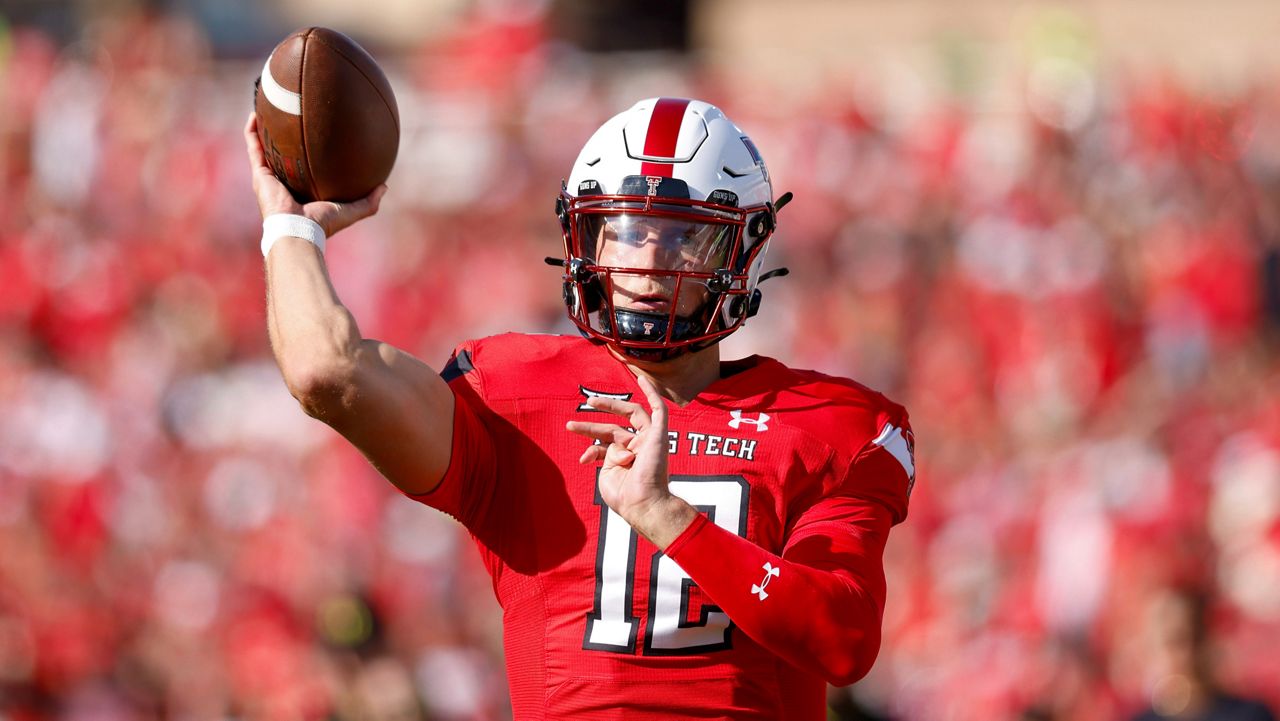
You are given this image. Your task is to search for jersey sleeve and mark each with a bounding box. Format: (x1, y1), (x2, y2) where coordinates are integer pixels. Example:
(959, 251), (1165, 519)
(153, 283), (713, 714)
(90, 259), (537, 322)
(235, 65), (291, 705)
(848, 405), (915, 523)
(399, 341), (500, 531)
(663, 410), (915, 686)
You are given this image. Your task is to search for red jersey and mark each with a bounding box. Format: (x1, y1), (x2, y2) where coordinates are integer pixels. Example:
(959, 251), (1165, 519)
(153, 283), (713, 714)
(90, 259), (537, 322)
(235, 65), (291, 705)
(407, 333), (914, 720)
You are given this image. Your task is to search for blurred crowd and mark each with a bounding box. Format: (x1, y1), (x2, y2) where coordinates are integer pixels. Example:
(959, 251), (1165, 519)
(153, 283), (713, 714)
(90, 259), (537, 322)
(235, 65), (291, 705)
(2, 6), (1279, 721)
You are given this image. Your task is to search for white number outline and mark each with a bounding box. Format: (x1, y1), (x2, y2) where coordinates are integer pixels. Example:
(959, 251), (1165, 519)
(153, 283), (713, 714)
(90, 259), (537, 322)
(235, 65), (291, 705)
(583, 474), (749, 655)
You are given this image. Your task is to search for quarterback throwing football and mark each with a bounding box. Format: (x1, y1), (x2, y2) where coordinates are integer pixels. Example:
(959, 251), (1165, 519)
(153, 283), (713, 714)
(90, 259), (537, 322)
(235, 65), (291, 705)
(245, 97), (915, 719)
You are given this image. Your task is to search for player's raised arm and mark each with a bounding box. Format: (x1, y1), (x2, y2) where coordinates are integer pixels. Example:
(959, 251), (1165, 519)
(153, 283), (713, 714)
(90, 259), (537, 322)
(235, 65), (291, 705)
(245, 111), (455, 496)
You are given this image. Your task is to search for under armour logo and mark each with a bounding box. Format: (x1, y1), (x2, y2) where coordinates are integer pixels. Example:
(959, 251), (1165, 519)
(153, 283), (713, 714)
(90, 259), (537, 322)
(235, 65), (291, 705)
(645, 176), (662, 196)
(728, 409), (770, 431)
(578, 386), (632, 412)
(751, 562), (780, 601)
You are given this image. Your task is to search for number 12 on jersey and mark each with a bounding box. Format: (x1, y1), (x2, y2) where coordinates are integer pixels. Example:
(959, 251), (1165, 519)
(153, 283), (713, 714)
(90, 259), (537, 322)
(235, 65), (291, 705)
(583, 475), (749, 655)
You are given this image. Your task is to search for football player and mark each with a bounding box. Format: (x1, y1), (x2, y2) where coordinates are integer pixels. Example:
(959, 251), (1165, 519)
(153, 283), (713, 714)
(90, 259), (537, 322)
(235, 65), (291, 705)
(245, 97), (915, 719)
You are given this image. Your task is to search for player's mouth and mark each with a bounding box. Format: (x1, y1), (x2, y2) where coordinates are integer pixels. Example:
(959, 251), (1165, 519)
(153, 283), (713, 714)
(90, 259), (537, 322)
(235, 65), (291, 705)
(624, 294), (672, 312)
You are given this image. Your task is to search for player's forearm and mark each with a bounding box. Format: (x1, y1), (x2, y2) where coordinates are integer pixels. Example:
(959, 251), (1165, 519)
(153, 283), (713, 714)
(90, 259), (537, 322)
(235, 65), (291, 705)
(628, 494), (700, 550)
(265, 238), (364, 403)
(664, 515), (885, 686)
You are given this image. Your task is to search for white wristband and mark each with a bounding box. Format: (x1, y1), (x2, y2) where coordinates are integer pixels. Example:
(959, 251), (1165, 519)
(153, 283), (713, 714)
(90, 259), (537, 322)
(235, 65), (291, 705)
(261, 214), (326, 257)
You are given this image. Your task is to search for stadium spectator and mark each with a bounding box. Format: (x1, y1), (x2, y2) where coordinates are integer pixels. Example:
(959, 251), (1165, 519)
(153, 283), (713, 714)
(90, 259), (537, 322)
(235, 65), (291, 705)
(1127, 587), (1277, 721)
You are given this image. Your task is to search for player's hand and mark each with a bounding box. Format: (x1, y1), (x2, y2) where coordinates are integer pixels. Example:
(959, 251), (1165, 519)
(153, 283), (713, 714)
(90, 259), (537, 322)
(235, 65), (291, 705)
(566, 374), (697, 549)
(244, 111), (386, 238)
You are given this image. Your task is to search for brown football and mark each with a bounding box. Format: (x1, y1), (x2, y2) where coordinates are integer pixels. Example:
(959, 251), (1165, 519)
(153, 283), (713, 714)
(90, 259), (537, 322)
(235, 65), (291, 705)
(254, 27), (399, 203)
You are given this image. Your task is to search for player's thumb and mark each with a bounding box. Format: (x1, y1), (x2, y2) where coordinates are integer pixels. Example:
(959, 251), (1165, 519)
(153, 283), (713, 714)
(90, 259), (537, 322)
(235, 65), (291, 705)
(356, 184), (389, 217)
(316, 185), (387, 236)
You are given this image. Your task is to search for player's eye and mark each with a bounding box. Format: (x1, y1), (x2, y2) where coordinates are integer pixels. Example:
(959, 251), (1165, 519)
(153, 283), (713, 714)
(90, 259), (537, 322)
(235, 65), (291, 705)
(619, 229), (646, 247)
(603, 218), (644, 246)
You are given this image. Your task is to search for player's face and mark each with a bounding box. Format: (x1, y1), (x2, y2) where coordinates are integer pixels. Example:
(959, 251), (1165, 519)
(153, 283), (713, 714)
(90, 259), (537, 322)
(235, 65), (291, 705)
(590, 214), (732, 317)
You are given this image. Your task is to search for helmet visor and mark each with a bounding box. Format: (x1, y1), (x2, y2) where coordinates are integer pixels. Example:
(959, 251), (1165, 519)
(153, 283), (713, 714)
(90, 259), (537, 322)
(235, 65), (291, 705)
(581, 213), (734, 273)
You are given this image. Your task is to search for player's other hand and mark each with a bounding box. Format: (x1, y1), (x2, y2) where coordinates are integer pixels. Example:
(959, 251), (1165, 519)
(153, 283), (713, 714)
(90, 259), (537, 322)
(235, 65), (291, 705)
(566, 374), (697, 549)
(244, 112), (386, 238)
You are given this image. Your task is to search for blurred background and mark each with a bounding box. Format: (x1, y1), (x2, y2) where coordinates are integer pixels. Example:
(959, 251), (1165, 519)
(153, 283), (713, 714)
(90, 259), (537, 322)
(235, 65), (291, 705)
(2, 0), (1280, 719)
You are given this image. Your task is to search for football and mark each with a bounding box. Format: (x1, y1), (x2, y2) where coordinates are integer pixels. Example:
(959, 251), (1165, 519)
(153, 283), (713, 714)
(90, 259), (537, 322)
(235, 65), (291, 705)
(254, 27), (399, 203)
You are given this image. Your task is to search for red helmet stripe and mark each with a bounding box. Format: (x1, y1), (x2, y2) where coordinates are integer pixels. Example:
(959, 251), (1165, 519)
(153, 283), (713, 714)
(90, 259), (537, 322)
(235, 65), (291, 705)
(638, 97), (690, 177)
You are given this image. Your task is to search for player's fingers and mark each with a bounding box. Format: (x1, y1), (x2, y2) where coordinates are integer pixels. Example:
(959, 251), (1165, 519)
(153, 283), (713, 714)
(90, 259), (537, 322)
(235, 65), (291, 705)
(244, 130), (301, 219)
(244, 113), (300, 217)
(583, 396), (639, 415)
(634, 374), (668, 430)
(244, 112), (268, 172)
(566, 421), (635, 446)
(585, 396), (651, 430)
(578, 444), (606, 464)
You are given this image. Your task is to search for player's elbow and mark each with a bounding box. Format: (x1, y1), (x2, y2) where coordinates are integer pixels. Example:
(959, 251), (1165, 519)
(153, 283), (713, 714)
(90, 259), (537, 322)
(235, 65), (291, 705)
(274, 310), (365, 418)
(822, 648), (878, 687)
(813, 600), (883, 686)
(819, 626), (881, 687)
(281, 357), (359, 420)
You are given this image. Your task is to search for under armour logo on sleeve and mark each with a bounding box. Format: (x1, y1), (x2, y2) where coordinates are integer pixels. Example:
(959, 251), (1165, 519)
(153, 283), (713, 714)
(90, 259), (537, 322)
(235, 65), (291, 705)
(728, 410), (770, 431)
(751, 562), (780, 600)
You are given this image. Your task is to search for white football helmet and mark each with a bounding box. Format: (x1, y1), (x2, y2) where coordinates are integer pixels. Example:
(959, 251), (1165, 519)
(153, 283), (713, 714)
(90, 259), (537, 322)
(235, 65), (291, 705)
(554, 97), (787, 360)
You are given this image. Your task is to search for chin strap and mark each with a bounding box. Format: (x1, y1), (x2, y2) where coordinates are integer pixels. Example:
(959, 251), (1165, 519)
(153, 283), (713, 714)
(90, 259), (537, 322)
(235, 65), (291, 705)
(736, 190), (792, 319)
